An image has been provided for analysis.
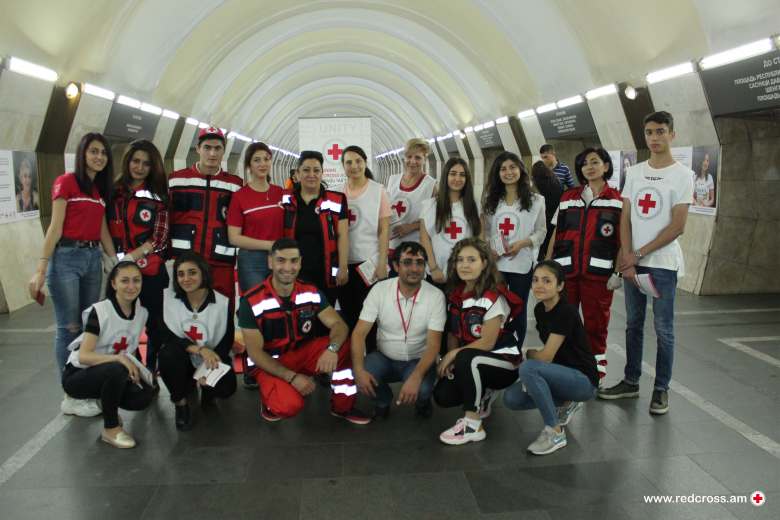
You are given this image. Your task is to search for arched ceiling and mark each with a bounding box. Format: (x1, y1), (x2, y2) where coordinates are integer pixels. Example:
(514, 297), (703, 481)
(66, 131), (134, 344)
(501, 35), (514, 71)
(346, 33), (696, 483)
(1, 0), (779, 153)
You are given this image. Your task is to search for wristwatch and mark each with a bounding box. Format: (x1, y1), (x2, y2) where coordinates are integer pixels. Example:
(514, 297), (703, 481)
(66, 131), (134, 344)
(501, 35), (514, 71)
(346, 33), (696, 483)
(633, 249), (644, 260)
(327, 343), (341, 353)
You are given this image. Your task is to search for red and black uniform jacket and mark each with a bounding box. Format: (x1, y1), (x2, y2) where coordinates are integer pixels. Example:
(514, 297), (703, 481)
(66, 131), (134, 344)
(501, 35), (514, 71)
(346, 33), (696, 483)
(168, 165), (243, 266)
(280, 190), (345, 288)
(447, 284), (525, 363)
(108, 185), (166, 276)
(244, 278), (327, 357)
(552, 186), (622, 280)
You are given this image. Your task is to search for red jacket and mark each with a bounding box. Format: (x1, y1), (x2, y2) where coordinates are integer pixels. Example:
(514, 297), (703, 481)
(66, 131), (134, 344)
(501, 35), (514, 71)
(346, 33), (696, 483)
(168, 165), (243, 266)
(552, 186), (622, 280)
(108, 185), (167, 276)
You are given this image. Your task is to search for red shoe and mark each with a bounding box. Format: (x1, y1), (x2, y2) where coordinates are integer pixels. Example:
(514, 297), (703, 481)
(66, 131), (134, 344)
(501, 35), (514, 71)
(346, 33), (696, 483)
(331, 408), (372, 425)
(260, 403), (282, 422)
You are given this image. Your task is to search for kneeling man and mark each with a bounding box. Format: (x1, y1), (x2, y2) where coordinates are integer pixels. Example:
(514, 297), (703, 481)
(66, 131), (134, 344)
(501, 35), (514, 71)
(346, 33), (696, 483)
(240, 238), (370, 424)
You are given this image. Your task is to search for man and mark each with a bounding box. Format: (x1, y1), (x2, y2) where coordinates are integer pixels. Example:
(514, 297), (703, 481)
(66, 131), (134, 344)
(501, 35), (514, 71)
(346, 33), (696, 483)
(240, 238), (370, 424)
(387, 138), (436, 257)
(540, 144), (575, 190)
(351, 241), (446, 418)
(599, 111), (694, 415)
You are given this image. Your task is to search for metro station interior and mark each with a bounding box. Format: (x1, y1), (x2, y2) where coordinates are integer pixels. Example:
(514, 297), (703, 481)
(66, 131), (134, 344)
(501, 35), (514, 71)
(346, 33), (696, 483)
(0, 1), (779, 519)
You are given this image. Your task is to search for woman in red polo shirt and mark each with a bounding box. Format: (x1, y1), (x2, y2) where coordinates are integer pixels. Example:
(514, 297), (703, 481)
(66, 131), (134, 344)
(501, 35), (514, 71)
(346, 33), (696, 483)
(227, 141), (285, 293)
(28, 133), (117, 416)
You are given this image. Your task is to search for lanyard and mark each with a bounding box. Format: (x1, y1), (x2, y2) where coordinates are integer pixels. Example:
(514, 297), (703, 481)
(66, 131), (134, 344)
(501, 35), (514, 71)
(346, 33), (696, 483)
(396, 283), (420, 343)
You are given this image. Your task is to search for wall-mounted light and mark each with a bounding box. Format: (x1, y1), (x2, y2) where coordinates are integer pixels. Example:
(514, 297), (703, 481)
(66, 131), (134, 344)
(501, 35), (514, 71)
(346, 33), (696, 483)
(517, 109), (536, 119)
(140, 102), (162, 115)
(83, 83), (115, 100)
(64, 82), (80, 99)
(117, 95), (141, 109)
(185, 117), (199, 126)
(495, 116), (509, 124)
(646, 62), (694, 84)
(557, 95), (583, 108)
(197, 122), (209, 129)
(624, 85), (637, 100)
(7, 57), (58, 82)
(464, 126), (474, 133)
(474, 124), (485, 132)
(482, 121), (496, 129)
(162, 109), (179, 120)
(427, 138), (435, 143)
(585, 84), (617, 100)
(536, 102), (557, 114)
(699, 38), (774, 70)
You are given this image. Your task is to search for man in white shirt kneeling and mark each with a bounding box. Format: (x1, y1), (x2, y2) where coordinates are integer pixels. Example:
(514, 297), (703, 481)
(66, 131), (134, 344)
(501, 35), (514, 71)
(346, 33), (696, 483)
(351, 241), (446, 418)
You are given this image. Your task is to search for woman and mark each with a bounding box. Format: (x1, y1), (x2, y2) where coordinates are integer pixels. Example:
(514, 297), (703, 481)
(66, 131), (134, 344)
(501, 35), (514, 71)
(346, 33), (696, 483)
(337, 145), (390, 334)
(158, 251), (237, 431)
(531, 160), (563, 262)
(546, 148), (621, 382)
(108, 140), (169, 384)
(28, 133), (116, 402)
(482, 151), (545, 347)
(503, 260), (598, 455)
(16, 157), (39, 212)
(419, 158), (481, 285)
(693, 153), (715, 207)
(228, 141), (285, 293)
(280, 151), (349, 306)
(61, 261), (154, 448)
(434, 238), (524, 445)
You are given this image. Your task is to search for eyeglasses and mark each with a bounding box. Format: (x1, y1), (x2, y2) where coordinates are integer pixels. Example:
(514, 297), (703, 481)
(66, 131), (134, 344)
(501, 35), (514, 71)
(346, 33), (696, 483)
(398, 259), (426, 267)
(644, 128), (669, 137)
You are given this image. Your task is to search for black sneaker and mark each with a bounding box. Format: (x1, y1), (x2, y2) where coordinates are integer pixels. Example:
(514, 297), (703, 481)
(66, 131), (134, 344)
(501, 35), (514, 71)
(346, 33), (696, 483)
(243, 371), (258, 389)
(649, 390), (669, 415)
(414, 399), (433, 418)
(373, 405), (390, 419)
(175, 403), (193, 431)
(598, 380), (640, 400)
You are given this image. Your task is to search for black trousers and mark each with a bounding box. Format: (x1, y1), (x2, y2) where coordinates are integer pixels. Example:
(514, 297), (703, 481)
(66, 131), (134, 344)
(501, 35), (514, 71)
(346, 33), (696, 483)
(62, 363), (154, 428)
(338, 264), (377, 351)
(158, 344), (237, 403)
(139, 269), (169, 372)
(434, 349), (519, 413)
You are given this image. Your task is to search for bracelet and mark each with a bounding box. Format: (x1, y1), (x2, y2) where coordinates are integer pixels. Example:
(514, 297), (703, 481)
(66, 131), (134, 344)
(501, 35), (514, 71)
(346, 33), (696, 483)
(39, 257), (50, 262)
(288, 373), (298, 384)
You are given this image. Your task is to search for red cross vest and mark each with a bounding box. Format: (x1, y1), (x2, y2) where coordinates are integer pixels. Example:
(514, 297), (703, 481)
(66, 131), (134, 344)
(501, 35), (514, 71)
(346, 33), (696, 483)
(552, 186), (622, 280)
(447, 284), (524, 363)
(280, 190), (345, 288)
(244, 278), (327, 357)
(108, 185), (167, 276)
(168, 165), (243, 266)
(163, 288), (228, 367)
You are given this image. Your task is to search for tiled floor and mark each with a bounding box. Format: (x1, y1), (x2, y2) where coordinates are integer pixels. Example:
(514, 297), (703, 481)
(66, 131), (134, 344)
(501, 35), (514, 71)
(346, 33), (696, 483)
(0, 290), (778, 519)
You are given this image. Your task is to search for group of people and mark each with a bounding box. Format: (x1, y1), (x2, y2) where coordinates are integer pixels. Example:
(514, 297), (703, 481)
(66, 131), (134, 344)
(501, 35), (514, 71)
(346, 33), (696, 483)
(28, 110), (694, 456)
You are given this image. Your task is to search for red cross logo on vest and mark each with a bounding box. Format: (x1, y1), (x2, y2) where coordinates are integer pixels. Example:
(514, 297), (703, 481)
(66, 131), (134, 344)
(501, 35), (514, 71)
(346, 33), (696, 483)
(139, 209), (152, 222)
(391, 200), (407, 218)
(327, 144), (343, 161)
(185, 325), (203, 343)
(498, 217), (515, 236)
(638, 193), (657, 214)
(600, 222), (615, 238)
(112, 336), (129, 353)
(470, 324), (482, 337)
(445, 220), (463, 240)
(751, 491), (766, 507)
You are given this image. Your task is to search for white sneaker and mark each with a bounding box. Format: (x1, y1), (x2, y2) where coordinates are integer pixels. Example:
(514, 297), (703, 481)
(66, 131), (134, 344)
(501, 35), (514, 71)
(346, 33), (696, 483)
(479, 389), (499, 419)
(61, 395), (102, 417)
(557, 401), (583, 426)
(528, 426), (567, 455)
(439, 418), (486, 445)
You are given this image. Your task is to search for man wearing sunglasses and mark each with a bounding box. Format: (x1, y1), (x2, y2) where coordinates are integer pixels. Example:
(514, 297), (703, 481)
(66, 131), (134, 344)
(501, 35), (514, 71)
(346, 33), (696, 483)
(351, 241), (446, 419)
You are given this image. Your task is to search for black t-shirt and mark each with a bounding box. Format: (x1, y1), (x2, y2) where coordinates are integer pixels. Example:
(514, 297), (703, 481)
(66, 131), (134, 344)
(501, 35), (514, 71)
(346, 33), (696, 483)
(294, 190), (348, 287)
(534, 300), (598, 387)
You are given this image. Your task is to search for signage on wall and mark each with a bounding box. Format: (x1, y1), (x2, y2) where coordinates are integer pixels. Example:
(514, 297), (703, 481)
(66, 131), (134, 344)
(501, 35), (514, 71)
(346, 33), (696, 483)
(475, 125), (502, 149)
(671, 145), (719, 216)
(537, 103), (597, 139)
(104, 102), (161, 141)
(0, 150), (40, 225)
(700, 49), (780, 116)
(298, 117), (372, 187)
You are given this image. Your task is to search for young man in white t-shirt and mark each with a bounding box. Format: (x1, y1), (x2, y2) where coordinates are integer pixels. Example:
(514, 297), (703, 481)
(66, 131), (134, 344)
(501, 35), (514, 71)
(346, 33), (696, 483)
(598, 111), (694, 415)
(350, 242), (446, 418)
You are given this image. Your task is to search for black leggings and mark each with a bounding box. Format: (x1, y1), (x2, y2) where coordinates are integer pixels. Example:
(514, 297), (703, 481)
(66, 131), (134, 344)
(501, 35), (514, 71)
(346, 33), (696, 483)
(157, 344), (237, 403)
(62, 363), (154, 429)
(434, 349), (519, 413)
(139, 269), (169, 372)
(338, 264), (377, 351)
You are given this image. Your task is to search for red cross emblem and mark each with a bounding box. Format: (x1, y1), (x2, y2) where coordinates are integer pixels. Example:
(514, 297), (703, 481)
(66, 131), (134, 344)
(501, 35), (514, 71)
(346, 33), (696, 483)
(498, 217), (515, 236)
(185, 325), (203, 342)
(112, 336), (129, 353)
(444, 220), (463, 240)
(470, 324), (482, 337)
(137, 257), (148, 268)
(139, 209), (151, 222)
(327, 143), (343, 161)
(637, 193), (657, 214)
(391, 200), (407, 218)
(751, 491), (766, 507)
(348, 209), (357, 226)
(600, 222), (615, 237)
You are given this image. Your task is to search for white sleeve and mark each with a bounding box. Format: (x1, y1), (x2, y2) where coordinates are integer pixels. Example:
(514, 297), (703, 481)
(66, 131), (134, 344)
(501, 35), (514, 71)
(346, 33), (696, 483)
(426, 287), (447, 332)
(528, 196), (547, 248)
(550, 207), (559, 226)
(707, 175), (715, 190)
(483, 295), (509, 327)
(358, 283), (381, 324)
(675, 168), (695, 206)
(419, 198), (435, 235)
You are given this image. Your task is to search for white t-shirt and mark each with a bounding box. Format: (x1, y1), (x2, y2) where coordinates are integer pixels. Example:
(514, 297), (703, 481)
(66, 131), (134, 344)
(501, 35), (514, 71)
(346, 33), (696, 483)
(485, 194), (546, 274)
(359, 278), (446, 361)
(419, 198), (477, 277)
(483, 295), (509, 329)
(622, 161), (694, 274)
(693, 174), (714, 206)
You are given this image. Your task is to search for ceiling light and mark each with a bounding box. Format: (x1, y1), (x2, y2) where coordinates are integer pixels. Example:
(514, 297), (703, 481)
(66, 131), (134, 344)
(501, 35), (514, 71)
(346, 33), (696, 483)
(517, 109), (536, 119)
(116, 95), (141, 109)
(185, 117), (199, 126)
(464, 126), (474, 133)
(140, 102), (162, 115)
(83, 83), (115, 100)
(198, 122), (209, 129)
(646, 62), (694, 84)
(585, 84), (617, 100)
(483, 121), (495, 128)
(65, 82), (79, 99)
(700, 38), (774, 70)
(474, 124), (485, 132)
(162, 109), (179, 120)
(495, 116), (509, 124)
(624, 85), (637, 100)
(536, 103), (557, 114)
(557, 95), (583, 108)
(8, 57), (58, 82)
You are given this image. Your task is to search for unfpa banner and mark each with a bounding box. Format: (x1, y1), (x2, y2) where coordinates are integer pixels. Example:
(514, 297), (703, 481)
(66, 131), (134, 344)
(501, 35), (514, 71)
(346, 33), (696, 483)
(298, 118), (372, 188)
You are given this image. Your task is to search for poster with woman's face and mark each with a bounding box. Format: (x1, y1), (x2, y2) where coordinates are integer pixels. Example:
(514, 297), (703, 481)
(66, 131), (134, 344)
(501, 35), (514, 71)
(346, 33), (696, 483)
(690, 145), (719, 216)
(619, 151), (637, 192)
(13, 151), (39, 215)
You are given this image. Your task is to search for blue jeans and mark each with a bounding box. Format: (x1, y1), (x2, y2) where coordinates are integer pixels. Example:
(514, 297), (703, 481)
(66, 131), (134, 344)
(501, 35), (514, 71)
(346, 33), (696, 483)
(501, 271), (532, 348)
(624, 266), (678, 391)
(46, 246), (102, 373)
(363, 351), (436, 408)
(237, 249), (270, 293)
(504, 360), (596, 427)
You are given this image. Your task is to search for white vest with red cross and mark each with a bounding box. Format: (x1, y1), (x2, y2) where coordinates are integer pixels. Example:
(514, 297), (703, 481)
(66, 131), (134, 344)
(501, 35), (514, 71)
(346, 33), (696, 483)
(487, 194), (545, 274)
(162, 288), (228, 367)
(420, 198), (474, 277)
(66, 299), (148, 369)
(387, 173), (436, 250)
(337, 179), (383, 264)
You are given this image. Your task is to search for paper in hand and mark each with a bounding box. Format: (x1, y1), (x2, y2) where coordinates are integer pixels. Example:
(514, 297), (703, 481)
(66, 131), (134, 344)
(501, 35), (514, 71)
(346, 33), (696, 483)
(193, 362), (231, 387)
